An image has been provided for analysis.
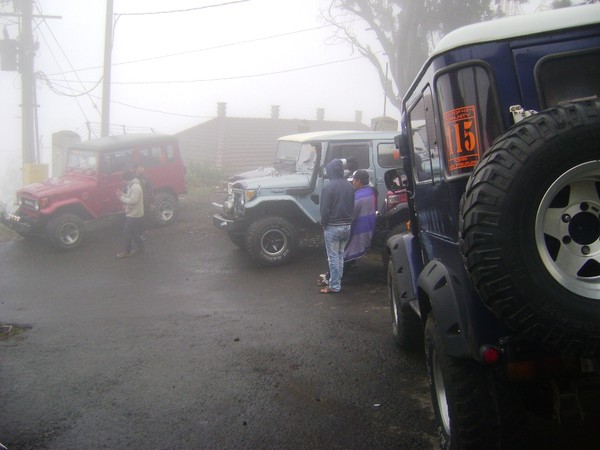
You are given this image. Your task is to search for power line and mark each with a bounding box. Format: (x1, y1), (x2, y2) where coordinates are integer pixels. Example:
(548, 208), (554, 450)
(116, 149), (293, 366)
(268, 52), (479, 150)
(114, 0), (251, 16)
(43, 81), (211, 119)
(34, 5), (99, 114)
(46, 23), (338, 76)
(46, 55), (365, 86)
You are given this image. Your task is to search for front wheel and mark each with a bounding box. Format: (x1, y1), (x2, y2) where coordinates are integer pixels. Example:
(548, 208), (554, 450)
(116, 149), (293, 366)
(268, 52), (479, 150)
(227, 231), (246, 249)
(245, 216), (297, 266)
(387, 260), (421, 349)
(424, 314), (525, 450)
(153, 192), (178, 226)
(45, 213), (85, 250)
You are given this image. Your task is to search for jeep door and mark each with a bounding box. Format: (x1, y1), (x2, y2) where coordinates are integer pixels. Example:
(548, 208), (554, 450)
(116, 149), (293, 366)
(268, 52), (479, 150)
(97, 149), (133, 216)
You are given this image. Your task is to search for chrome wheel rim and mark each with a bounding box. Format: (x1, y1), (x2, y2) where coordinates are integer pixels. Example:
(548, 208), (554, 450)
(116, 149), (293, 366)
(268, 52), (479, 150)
(536, 161), (600, 299)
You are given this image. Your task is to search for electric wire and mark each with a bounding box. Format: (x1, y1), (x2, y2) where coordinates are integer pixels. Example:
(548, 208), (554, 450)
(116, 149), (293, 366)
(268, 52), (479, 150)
(33, 0), (98, 121)
(47, 23), (344, 76)
(46, 54), (365, 86)
(114, 0), (251, 16)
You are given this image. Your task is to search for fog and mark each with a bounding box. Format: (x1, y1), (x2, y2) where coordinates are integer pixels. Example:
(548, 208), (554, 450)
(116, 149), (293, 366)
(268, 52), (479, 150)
(0, 0), (553, 205)
(0, 0), (399, 205)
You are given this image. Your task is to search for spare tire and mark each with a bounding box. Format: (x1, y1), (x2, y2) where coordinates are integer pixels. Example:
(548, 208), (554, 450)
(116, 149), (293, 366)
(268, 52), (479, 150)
(460, 100), (600, 357)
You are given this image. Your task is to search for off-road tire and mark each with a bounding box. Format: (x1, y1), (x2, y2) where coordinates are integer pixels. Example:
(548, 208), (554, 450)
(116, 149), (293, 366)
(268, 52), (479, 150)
(425, 314), (526, 450)
(460, 100), (600, 356)
(245, 216), (297, 266)
(45, 213), (85, 251)
(153, 192), (178, 226)
(227, 231), (246, 249)
(387, 260), (422, 349)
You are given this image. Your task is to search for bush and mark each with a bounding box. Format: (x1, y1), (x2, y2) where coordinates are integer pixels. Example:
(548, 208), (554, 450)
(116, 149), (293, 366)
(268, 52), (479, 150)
(186, 161), (225, 188)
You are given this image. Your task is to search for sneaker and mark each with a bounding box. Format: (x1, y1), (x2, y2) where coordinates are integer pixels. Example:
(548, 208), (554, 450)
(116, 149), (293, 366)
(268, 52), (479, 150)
(116, 252), (131, 258)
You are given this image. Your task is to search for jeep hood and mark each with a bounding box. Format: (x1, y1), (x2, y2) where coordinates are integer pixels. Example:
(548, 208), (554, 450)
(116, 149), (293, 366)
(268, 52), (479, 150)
(18, 176), (98, 198)
(232, 172), (312, 190)
(228, 167), (278, 183)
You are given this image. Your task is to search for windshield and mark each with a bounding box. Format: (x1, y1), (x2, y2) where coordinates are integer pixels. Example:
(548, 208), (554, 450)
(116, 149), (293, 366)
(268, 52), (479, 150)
(66, 149), (98, 173)
(274, 140), (318, 173)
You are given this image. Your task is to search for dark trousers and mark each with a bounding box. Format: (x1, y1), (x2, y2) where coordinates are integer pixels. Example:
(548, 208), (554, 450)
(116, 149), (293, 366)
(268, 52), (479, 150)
(123, 216), (145, 254)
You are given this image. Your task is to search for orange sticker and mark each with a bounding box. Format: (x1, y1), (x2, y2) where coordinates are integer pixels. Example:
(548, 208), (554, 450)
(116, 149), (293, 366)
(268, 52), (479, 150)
(443, 106), (481, 172)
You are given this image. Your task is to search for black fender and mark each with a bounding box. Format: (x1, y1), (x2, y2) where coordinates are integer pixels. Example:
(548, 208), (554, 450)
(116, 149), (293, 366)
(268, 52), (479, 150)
(387, 232), (421, 315)
(418, 256), (513, 361)
(380, 202), (410, 222)
(417, 260), (472, 358)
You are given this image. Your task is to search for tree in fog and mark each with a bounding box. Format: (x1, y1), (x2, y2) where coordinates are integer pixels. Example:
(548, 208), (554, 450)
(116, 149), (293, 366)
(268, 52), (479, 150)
(323, 0), (528, 111)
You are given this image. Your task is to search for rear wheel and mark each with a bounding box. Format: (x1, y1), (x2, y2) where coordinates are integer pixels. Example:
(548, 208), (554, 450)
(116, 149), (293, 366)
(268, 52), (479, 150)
(424, 314), (526, 450)
(45, 213), (85, 250)
(153, 192), (178, 226)
(245, 216), (297, 266)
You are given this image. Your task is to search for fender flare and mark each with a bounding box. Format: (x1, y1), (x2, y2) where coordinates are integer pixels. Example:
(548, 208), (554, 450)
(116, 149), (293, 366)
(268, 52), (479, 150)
(387, 232), (420, 312)
(417, 260), (472, 358)
(43, 200), (95, 220)
(245, 196), (318, 225)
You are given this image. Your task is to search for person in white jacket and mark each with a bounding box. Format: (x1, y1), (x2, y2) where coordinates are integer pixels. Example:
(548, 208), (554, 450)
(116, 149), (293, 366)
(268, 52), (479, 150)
(116, 171), (145, 258)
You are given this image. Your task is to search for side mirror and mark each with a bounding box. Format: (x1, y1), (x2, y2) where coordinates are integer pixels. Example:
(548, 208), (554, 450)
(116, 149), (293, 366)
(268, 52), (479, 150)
(384, 168), (408, 190)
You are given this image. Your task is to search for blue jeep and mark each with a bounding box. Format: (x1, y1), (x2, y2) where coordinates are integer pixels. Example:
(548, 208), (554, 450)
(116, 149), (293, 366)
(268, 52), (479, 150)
(385, 5), (600, 448)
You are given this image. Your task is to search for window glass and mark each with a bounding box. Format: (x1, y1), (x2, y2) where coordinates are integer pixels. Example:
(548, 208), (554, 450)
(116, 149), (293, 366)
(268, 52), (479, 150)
(165, 144), (175, 161)
(436, 64), (501, 178)
(538, 50), (600, 107)
(326, 142), (371, 170)
(66, 149), (97, 172)
(135, 147), (162, 167)
(377, 142), (402, 168)
(407, 87), (441, 183)
(103, 150), (132, 174)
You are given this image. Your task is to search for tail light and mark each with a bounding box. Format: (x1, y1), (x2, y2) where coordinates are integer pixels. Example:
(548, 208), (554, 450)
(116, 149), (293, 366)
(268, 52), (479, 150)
(385, 190), (407, 209)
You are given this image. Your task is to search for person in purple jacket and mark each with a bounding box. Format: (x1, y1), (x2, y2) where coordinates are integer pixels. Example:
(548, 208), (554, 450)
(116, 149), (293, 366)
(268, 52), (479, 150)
(344, 169), (377, 263)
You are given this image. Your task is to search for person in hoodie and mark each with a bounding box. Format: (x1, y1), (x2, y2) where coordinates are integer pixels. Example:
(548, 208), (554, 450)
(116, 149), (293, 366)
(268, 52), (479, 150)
(319, 159), (355, 293)
(116, 170), (145, 258)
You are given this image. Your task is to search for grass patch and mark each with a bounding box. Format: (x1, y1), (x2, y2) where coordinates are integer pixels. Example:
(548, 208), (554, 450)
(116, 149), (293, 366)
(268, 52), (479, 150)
(0, 324), (30, 340)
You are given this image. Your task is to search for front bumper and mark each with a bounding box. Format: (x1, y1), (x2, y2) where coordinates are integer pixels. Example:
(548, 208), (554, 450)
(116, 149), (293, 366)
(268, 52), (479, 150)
(212, 213), (246, 232)
(1, 210), (40, 235)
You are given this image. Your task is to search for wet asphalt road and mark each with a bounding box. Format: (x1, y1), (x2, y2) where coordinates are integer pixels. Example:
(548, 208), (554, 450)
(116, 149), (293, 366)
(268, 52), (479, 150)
(0, 194), (437, 450)
(2, 191), (599, 450)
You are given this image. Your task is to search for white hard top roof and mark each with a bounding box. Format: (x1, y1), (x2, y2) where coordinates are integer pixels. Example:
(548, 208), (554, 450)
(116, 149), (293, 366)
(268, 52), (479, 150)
(433, 3), (600, 57)
(279, 130), (398, 142)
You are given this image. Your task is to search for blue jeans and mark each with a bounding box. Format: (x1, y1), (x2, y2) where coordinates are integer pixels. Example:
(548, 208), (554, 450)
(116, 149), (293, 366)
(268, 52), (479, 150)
(123, 216), (145, 254)
(324, 224), (351, 292)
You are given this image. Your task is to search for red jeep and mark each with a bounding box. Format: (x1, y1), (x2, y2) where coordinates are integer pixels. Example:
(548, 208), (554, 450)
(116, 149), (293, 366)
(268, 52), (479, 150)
(1, 134), (186, 250)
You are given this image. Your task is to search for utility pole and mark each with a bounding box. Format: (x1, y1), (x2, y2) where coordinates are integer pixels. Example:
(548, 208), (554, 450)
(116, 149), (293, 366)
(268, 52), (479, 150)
(19, 0), (35, 164)
(0, 1), (60, 177)
(101, 0), (114, 137)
